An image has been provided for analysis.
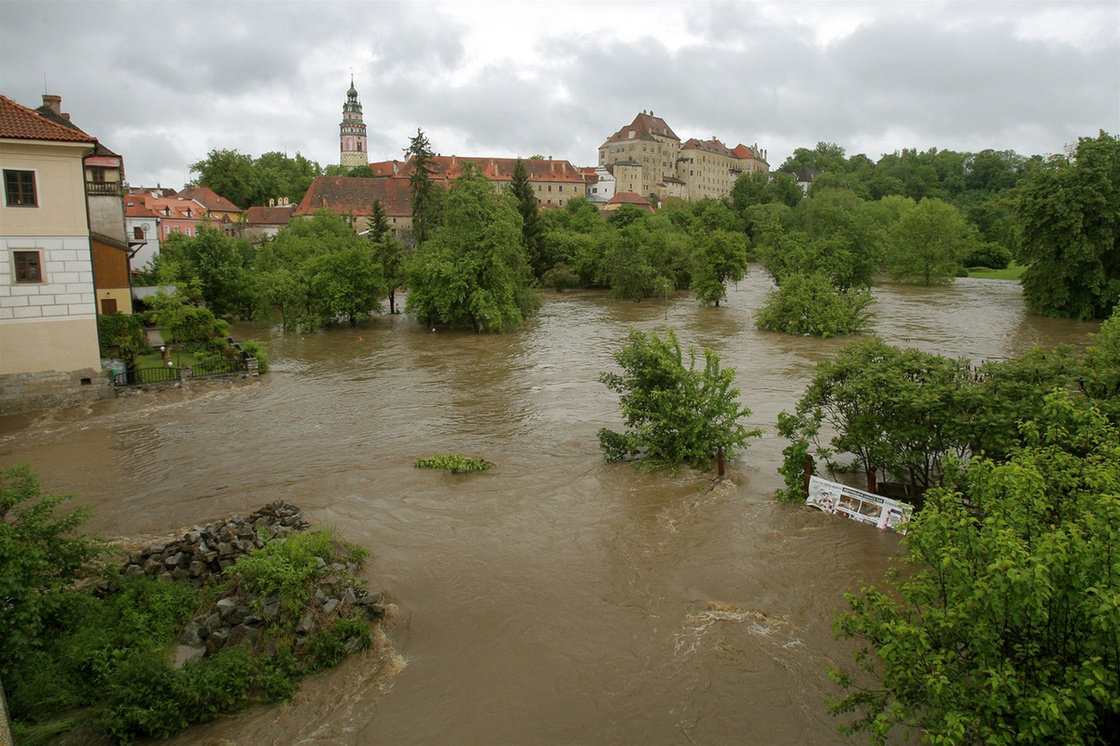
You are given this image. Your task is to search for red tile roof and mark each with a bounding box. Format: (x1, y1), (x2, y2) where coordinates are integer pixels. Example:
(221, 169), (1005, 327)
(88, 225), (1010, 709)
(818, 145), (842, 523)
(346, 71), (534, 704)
(176, 186), (244, 213)
(607, 192), (655, 212)
(373, 155), (586, 185)
(0, 93), (96, 144)
(601, 112), (680, 147)
(294, 177), (413, 218)
(244, 204), (296, 226)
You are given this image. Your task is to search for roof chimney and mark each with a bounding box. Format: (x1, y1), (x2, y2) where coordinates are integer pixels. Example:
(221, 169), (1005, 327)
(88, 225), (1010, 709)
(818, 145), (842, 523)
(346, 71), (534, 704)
(41, 94), (63, 116)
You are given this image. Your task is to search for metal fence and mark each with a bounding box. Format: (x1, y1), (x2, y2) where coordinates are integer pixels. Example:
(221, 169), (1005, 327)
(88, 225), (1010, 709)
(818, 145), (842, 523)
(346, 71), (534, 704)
(191, 356), (246, 378)
(114, 366), (179, 386)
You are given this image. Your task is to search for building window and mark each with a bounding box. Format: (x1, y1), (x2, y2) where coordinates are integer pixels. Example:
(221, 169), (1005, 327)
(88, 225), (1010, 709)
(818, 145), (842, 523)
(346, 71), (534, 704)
(89, 167), (106, 183)
(13, 250), (43, 283)
(133, 226), (144, 240)
(3, 169), (38, 207)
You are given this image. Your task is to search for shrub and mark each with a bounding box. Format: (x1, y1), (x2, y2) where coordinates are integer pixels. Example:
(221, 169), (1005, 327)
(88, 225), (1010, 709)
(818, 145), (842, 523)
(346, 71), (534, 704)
(0, 464), (105, 678)
(239, 339), (270, 373)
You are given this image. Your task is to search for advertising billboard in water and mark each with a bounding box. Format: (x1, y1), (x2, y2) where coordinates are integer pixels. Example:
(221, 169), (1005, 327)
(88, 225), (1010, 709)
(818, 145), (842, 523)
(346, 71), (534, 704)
(806, 476), (913, 535)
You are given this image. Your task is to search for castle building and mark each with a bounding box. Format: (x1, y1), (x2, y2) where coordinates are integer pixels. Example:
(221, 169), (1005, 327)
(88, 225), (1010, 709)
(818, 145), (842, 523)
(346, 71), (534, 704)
(598, 111), (768, 204)
(339, 76), (367, 169)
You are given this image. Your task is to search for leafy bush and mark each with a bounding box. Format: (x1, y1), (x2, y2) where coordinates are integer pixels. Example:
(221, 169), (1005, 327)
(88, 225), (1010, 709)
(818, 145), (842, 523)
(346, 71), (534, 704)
(598, 327), (760, 472)
(239, 339), (270, 373)
(830, 392), (1120, 744)
(754, 271), (874, 338)
(97, 313), (148, 365)
(541, 263), (581, 292)
(415, 455), (495, 473)
(0, 464), (105, 677)
(231, 530), (365, 617)
(964, 241), (1012, 270)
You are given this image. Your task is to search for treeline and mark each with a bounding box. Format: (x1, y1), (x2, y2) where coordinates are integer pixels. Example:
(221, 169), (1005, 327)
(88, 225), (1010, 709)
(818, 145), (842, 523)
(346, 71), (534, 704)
(187, 149), (363, 209)
(167, 131), (1117, 333)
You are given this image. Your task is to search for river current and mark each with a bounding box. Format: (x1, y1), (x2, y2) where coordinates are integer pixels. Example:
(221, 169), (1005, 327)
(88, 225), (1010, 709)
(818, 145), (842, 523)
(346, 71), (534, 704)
(0, 273), (1101, 745)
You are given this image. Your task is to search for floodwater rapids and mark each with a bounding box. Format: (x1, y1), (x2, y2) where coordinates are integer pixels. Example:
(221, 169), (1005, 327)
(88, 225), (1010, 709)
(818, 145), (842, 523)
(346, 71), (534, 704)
(0, 273), (1101, 745)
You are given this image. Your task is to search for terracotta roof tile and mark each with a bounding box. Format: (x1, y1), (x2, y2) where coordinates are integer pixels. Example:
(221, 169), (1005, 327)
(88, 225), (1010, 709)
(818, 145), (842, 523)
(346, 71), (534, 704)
(601, 112), (680, 147)
(0, 93), (96, 144)
(176, 186), (244, 212)
(244, 204), (297, 225)
(294, 177), (413, 218)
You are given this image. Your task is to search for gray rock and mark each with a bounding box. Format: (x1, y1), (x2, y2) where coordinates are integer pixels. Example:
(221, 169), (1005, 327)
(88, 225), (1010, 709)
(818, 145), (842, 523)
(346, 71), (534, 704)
(323, 598), (340, 616)
(178, 622), (202, 646)
(344, 586), (358, 606)
(226, 624), (262, 648)
(344, 636), (364, 656)
(296, 611), (315, 634)
(315, 588), (326, 604)
(216, 598), (237, 618)
(174, 644), (206, 668)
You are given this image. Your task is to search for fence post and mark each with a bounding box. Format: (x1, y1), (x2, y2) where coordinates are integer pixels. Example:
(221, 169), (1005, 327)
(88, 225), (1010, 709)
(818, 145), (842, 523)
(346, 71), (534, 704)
(803, 455), (813, 497)
(179, 365), (192, 385)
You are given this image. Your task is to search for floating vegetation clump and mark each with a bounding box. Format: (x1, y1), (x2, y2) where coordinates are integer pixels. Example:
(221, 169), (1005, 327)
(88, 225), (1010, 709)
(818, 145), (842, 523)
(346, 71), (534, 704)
(415, 455), (495, 474)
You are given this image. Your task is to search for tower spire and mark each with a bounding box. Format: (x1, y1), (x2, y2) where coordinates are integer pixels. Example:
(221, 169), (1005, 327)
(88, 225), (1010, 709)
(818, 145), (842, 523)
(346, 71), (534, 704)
(340, 76), (367, 169)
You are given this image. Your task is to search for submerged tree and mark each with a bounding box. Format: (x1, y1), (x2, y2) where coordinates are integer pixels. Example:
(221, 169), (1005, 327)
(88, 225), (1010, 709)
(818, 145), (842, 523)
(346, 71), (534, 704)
(405, 163), (539, 333)
(598, 328), (760, 471)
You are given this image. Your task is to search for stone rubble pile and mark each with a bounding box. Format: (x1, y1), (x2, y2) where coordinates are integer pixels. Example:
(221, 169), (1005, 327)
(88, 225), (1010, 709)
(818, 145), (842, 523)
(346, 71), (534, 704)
(117, 502), (389, 668)
(121, 501), (311, 585)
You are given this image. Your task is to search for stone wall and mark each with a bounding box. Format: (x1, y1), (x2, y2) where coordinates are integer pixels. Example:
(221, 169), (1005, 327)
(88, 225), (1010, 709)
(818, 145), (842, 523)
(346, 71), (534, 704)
(0, 367), (113, 414)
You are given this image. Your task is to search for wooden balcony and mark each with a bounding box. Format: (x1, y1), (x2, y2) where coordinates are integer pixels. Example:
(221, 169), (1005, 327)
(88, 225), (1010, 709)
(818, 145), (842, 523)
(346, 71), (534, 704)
(86, 180), (123, 196)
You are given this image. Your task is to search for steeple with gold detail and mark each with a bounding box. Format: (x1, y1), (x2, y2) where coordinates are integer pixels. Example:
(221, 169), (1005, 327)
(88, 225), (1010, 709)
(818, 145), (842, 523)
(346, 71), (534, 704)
(340, 75), (367, 169)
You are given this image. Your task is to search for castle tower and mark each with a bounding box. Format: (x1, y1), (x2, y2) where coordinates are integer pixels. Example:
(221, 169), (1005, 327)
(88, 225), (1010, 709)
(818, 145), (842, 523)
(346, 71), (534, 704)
(340, 75), (367, 169)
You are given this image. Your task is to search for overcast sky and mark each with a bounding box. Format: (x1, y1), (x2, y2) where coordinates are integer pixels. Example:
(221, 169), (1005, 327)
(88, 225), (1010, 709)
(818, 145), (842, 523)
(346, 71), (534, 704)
(2, 1), (1117, 190)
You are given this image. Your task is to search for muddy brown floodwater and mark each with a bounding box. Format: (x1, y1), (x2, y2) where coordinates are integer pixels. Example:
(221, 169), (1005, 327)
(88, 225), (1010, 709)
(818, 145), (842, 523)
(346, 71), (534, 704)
(0, 273), (1101, 745)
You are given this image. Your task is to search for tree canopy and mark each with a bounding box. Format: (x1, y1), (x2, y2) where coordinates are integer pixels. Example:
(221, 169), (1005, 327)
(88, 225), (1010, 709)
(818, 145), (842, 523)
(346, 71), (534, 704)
(189, 149), (323, 207)
(1015, 131), (1120, 320)
(598, 327), (760, 471)
(405, 163), (539, 333)
(830, 390), (1120, 744)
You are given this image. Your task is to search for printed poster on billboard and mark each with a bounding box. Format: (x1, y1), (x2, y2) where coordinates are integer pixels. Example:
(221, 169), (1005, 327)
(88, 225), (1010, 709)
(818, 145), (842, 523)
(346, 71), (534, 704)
(806, 475), (913, 535)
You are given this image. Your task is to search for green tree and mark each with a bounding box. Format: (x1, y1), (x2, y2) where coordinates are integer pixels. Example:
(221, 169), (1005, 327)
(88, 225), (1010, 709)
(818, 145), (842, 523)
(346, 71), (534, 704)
(690, 212), (749, 307)
(156, 226), (258, 319)
(1078, 308), (1120, 424)
(598, 328), (761, 471)
(405, 163), (539, 332)
(886, 197), (977, 285)
(1016, 131), (1120, 320)
(97, 312), (147, 368)
(256, 211), (386, 330)
(367, 198), (407, 314)
(508, 158), (548, 277)
(830, 391), (1120, 745)
(755, 272), (874, 339)
(188, 148), (257, 209)
(796, 188), (880, 290)
(405, 128), (442, 244)
(1, 464), (105, 677)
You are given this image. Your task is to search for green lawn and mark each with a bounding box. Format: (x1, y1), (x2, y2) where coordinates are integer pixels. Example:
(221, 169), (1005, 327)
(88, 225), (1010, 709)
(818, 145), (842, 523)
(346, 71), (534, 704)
(968, 262), (1027, 280)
